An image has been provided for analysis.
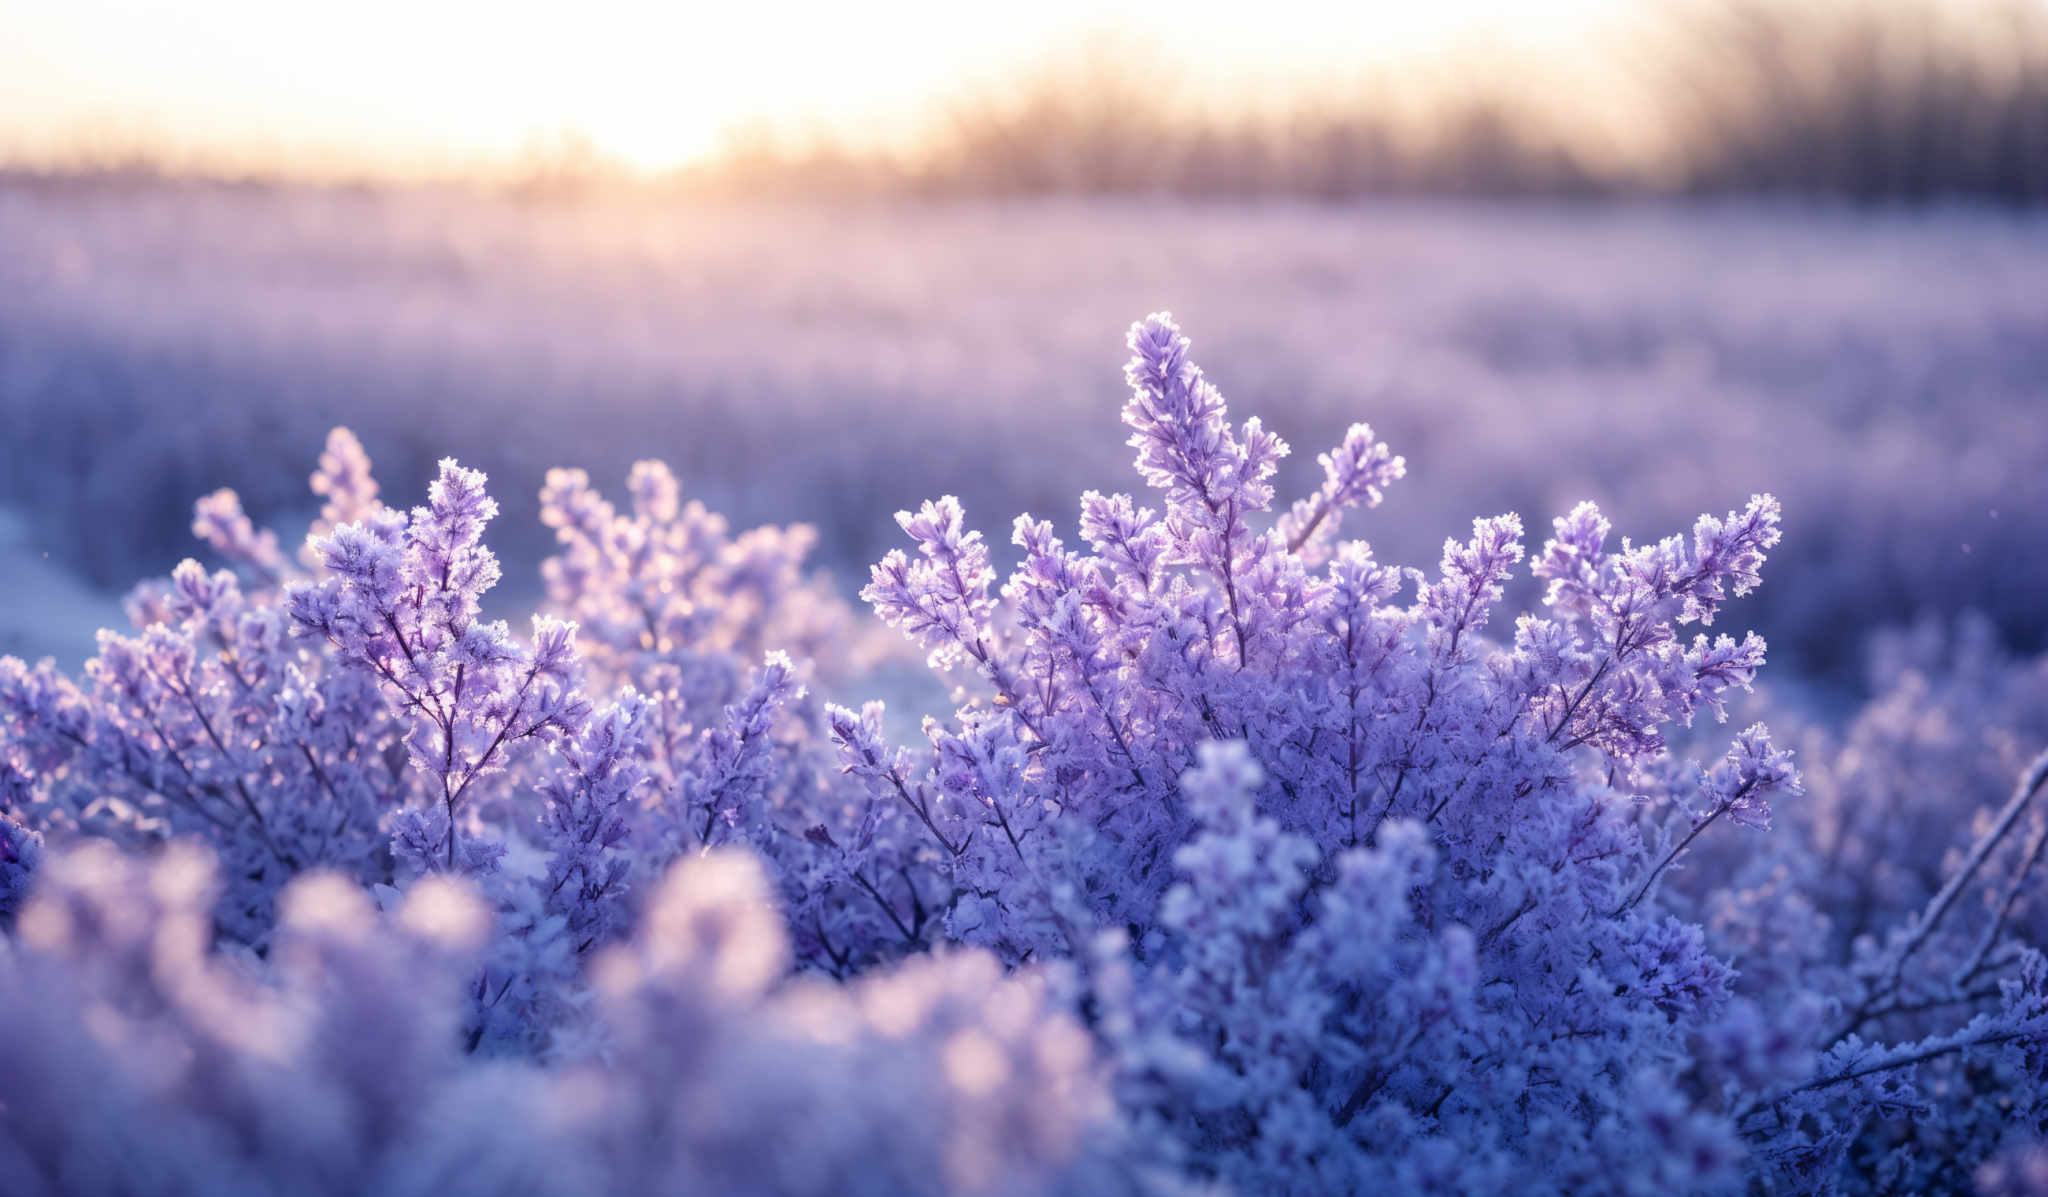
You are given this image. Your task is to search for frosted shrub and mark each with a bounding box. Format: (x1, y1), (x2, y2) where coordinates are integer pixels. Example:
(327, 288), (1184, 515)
(1, 314), (2044, 1192)
(0, 844), (1133, 1196)
(831, 314), (1805, 1190)
(1687, 618), (2048, 1191)
(534, 459), (903, 976)
(827, 315), (2048, 1191)
(0, 429), (876, 1044)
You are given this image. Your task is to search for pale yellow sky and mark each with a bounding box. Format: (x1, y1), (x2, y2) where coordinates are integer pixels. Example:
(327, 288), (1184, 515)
(0, 0), (1654, 175)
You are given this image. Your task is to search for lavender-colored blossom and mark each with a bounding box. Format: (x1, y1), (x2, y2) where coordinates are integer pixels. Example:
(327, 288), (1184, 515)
(293, 458), (590, 873)
(191, 487), (285, 582)
(310, 426), (382, 532)
(1277, 422), (1406, 566)
(1, 315), (2044, 1194)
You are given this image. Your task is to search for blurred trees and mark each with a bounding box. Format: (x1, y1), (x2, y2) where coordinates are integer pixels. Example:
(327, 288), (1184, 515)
(696, 1), (2046, 205)
(1663, 0), (2048, 204)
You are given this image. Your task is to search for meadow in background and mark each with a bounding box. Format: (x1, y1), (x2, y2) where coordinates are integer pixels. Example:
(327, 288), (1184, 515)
(4, 0), (2044, 676)
(1, 183), (2042, 680)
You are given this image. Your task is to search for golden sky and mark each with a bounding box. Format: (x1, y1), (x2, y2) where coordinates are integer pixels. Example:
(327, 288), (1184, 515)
(0, 0), (1650, 176)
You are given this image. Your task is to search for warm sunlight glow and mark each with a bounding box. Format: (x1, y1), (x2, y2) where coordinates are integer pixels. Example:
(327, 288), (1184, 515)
(0, 0), (1643, 175)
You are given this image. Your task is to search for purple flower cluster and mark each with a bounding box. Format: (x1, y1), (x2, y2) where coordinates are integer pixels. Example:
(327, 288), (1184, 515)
(292, 456), (591, 876)
(1, 313), (2044, 1193)
(0, 843), (1132, 1195)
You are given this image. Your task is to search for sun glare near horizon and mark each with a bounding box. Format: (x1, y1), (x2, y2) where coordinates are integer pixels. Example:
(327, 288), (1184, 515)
(0, 0), (1641, 176)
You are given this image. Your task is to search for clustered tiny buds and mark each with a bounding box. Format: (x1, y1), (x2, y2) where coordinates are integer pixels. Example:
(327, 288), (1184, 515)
(0, 314), (2042, 1194)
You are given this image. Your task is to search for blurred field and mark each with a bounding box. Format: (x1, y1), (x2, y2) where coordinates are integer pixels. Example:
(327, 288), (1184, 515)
(1, 176), (2042, 677)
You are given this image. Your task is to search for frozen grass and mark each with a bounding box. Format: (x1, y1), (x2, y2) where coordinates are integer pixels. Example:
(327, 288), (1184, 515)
(2, 178), (2042, 675)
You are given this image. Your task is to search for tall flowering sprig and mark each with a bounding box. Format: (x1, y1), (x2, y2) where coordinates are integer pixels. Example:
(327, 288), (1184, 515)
(1527, 495), (1782, 771)
(290, 458), (590, 874)
(1276, 422), (1407, 567)
(1121, 312), (1291, 666)
(1419, 515), (1525, 666)
(865, 498), (1002, 673)
(1356, 513), (1527, 835)
(190, 425), (384, 586)
(1003, 515), (1166, 804)
(301, 425), (383, 567)
(0, 435), (429, 944)
(1615, 724), (1802, 916)
(191, 487), (285, 583)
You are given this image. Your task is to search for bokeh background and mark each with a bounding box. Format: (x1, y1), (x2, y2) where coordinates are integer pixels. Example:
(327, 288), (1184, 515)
(1, 0), (2043, 692)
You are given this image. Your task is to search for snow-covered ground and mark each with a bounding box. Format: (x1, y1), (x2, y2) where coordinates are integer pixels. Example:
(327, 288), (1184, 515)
(0, 506), (125, 667)
(1, 179), (2043, 678)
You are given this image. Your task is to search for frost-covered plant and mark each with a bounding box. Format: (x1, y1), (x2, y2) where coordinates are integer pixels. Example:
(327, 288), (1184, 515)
(0, 843), (1136, 1196)
(0, 428), (876, 1045)
(823, 314), (2048, 1191)
(2, 313), (2045, 1193)
(0, 556), (402, 944)
(1674, 617), (2048, 1191)
(824, 313), (1820, 1190)
(538, 458), (861, 699)
(287, 452), (593, 876)
(534, 460), (904, 976)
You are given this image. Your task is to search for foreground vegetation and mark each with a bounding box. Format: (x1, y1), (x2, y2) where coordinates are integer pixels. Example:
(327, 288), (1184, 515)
(4, 316), (2045, 1192)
